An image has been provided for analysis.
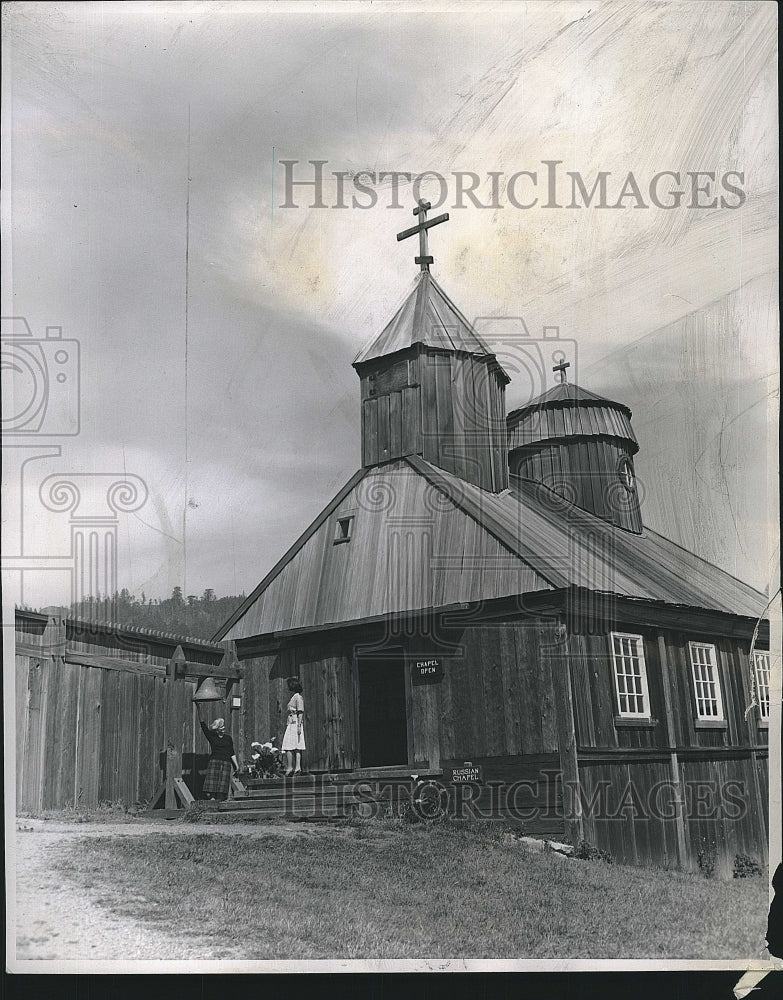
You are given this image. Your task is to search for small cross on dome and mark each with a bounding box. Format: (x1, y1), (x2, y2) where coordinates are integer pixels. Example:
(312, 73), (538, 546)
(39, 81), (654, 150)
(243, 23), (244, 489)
(553, 359), (571, 384)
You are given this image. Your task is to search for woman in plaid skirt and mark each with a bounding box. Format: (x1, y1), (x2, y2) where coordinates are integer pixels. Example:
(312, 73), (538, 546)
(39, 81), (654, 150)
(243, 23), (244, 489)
(196, 702), (239, 800)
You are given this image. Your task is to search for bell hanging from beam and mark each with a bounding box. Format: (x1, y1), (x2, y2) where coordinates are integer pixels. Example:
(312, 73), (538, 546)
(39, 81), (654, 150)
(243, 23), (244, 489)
(192, 676), (223, 702)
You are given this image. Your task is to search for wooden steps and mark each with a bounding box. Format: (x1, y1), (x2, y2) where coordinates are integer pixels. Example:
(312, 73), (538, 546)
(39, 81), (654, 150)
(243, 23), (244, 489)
(216, 772), (424, 820)
(186, 771), (566, 834)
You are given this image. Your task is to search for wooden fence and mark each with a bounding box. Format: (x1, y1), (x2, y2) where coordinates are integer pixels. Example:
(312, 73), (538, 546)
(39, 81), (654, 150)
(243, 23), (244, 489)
(14, 610), (241, 812)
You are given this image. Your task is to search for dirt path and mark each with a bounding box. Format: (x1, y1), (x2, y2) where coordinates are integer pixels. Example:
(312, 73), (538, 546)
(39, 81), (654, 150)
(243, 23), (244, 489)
(11, 817), (326, 964)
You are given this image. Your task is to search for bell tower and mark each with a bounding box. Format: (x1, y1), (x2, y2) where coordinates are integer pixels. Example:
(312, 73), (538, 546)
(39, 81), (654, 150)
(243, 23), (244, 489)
(353, 202), (509, 493)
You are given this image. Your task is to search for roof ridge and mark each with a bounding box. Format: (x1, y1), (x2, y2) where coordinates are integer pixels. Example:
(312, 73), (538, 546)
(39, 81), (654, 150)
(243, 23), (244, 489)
(511, 476), (767, 614)
(426, 274), (496, 356)
(64, 615), (226, 649)
(639, 523), (769, 603)
(404, 456), (567, 590)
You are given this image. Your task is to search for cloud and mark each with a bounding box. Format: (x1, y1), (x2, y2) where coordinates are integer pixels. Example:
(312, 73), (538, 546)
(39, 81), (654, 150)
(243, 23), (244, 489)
(4, 2), (777, 605)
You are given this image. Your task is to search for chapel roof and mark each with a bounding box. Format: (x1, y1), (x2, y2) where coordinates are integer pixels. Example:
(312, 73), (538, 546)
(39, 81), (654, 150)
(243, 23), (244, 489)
(213, 458), (767, 642)
(353, 271), (509, 380)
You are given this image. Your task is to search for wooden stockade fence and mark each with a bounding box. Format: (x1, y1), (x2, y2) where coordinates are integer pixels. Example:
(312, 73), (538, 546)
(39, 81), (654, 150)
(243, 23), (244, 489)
(14, 609), (242, 813)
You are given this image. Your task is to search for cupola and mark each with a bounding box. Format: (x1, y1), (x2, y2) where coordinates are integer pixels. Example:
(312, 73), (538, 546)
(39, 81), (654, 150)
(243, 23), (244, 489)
(507, 378), (642, 533)
(353, 202), (510, 493)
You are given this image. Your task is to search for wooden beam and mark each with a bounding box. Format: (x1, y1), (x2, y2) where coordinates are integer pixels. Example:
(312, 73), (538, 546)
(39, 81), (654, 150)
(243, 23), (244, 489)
(576, 745), (768, 762)
(42, 614), (66, 659)
(16, 643), (48, 658)
(65, 652), (167, 676)
(548, 622), (584, 846)
(164, 746), (183, 809)
(173, 777), (195, 806)
(656, 633), (690, 869)
(60, 650), (241, 679)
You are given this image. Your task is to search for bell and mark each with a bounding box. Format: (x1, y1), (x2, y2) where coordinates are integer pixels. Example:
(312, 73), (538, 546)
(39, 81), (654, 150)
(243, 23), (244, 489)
(192, 676), (223, 702)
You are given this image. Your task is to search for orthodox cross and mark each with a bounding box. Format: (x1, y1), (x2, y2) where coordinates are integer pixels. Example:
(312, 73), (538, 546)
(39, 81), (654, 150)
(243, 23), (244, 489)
(553, 359), (570, 384)
(396, 199), (450, 272)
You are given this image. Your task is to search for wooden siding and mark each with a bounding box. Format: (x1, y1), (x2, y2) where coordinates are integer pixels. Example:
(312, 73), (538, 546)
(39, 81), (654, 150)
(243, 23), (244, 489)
(568, 627), (768, 751)
(223, 462), (547, 641)
(510, 437), (642, 533)
(238, 617), (561, 773)
(578, 750), (769, 873)
(419, 348), (508, 493)
(440, 754), (564, 836)
(568, 624), (769, 872)
(359, 347), (508, 494)
(362, 386), (422, 465)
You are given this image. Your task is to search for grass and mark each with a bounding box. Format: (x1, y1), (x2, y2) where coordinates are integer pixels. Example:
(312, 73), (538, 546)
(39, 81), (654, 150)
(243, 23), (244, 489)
(50, 818), (769, 960)
(18, 799), (140, 824)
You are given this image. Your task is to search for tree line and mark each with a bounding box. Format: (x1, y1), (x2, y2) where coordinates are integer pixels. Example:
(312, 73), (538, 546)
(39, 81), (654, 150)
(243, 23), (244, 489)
(42, 587), (246, 641)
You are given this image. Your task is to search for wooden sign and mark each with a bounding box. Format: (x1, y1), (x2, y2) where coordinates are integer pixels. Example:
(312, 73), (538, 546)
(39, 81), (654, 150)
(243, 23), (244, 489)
(411, 657), (444, 684)
(445, 762), (484, 784)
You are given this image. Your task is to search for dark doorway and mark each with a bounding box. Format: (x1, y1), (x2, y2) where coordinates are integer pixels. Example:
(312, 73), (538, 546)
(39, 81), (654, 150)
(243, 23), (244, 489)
(357, 649), (409, 767)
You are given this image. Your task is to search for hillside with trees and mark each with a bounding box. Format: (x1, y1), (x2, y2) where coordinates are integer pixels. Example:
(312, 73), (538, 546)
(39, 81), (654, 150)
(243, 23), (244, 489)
(60, 588), (246, 641)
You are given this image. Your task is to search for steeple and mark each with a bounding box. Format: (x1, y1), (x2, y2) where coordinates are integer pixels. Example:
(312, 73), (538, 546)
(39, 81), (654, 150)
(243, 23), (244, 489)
(353, 210), (510, 492)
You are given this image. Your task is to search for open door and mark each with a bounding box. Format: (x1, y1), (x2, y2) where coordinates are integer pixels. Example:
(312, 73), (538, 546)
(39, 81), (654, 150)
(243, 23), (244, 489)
(357, 649), (409, 767)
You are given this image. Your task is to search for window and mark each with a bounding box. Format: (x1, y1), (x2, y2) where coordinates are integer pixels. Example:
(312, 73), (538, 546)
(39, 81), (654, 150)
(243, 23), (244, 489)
(618, 457), (636, 491)
(753, 651), (771, 720)
(688, 642), (725, 721)
(333, 515), (354, 544)
(611, 632), (650, 718)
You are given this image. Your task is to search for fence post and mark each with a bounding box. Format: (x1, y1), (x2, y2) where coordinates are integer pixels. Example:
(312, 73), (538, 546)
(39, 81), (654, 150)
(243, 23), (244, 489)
(163, 645), (186, 808)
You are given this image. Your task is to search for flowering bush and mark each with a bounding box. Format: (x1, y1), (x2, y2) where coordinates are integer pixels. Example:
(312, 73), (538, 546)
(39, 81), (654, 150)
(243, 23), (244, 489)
(247, 739), (285, 779)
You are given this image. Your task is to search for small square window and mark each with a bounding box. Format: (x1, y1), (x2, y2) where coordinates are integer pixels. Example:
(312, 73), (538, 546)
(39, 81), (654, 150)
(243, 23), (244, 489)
(610, 632), (650, 718)
(334, 515), (354, 544)
(688, 642), (725, 721)
(753, 651), (771, 720)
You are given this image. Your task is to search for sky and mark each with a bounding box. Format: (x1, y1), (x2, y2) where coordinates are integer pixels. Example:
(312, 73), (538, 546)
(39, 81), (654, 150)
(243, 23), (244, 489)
(1, 0), (778, 609)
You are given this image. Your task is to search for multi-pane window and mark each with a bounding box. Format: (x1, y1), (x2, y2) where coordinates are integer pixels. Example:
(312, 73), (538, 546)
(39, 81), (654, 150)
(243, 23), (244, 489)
(611, 632), (650, 717)
(753, 651), (771, 720)
(688, 642), (725, 721)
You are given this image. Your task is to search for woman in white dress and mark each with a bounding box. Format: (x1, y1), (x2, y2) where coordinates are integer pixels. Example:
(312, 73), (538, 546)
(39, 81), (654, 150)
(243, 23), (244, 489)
(281, 676), (305, 776)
